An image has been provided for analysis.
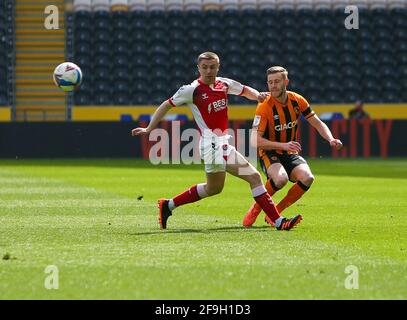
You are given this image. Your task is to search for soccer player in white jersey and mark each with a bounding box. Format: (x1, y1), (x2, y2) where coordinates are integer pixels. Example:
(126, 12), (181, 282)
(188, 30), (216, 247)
(131, 52), (302, 231)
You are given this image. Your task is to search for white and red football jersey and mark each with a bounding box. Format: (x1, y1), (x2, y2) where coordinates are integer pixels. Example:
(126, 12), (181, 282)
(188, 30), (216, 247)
(168, 77), (245, 135)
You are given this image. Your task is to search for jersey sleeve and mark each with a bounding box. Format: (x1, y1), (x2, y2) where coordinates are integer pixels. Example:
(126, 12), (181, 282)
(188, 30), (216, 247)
(168, 85), (194, 107)
(297, 94), (315, 119)
(252, 103), (268, 133)
(218, 77), (245, 96)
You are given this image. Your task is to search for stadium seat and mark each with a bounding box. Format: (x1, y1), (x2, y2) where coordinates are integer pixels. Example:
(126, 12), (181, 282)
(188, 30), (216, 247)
(75, 52), (92, 67)
(74, 10), (92, 28)
(112, 11), (129, 29)
(276, 0), (295, 10)
(94, 92), (112, 105)
(325, 89), (344, 103)
(202, 0), (221, 10)
(306, 90), (324, 103)
(147, 0), (165, 11)
(388, 0), (406, 9)
(166, 0), (184, 11)
(132, 91), (150, 105)
(74, 27), (92, 42)
(368, 0), (387, 9)
(73, 0), (92, 11)
(94, 11), (111, 30)
(93, 53), (112, 68)
(351, 0), (369, 10)
(111, 0), (129, 11)
(115, 80), (131, 93)
(302, 66), (323, 81)
(149, 53), (169, 67)
(239, 0), (258, 11)
(0, 93), (8, 106)
(75, 40), (92, 55)
(74, 90), (93, 105)
(129, 0), (147, 11)
(184, 0), (203, 11)
(331, 0), (349, 10)
(183, 10), (204, 30)
(223, 11), (242, 28)
(222, 0), (240, 11)
(132, 57), (149, 73)
(296, 0), (313, 10)
(114, 91), (131, 105)
(93, 38), (111, 55)
(313, 0), (331, 9)
(92, 0), (110, 11)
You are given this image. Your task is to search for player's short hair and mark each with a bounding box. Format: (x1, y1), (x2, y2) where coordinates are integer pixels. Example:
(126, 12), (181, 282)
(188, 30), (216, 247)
(267, 66), (288, 79)
(197, 52), (220, 64)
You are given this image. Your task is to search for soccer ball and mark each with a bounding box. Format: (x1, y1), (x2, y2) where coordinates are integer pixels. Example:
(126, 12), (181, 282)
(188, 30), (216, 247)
(53, 62), (82, 91)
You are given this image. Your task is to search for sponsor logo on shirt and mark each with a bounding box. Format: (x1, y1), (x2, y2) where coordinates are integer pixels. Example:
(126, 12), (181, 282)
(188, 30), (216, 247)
(207, 98), (227, 113)
(275, 120), (298, 131)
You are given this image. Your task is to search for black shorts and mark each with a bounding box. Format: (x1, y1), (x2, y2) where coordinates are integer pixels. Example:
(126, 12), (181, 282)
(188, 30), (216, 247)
(259, 151), (308, 181)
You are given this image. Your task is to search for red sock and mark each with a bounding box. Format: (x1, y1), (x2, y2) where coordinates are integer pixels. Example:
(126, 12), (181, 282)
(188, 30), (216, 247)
(252, 179), (279, 212)
(254, 192), (281, 222)
(173, 185), (201, 207)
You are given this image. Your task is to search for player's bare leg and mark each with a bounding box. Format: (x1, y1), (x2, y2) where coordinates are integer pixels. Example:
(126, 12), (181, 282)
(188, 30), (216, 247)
(204, 171), (226, 196)
(243, 163), (288, 227)
(158, 172), (226, 229)
(226, 150), (301, 230)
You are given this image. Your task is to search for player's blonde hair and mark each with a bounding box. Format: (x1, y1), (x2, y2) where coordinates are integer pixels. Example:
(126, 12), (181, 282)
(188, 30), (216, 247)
(267, 66), (288, 80)
(197, 52), (220, 64)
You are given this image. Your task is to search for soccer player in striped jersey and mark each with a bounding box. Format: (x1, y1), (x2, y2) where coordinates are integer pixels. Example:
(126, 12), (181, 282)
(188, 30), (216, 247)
(243, 66), (343, 227)
(132, 53), (302, 231)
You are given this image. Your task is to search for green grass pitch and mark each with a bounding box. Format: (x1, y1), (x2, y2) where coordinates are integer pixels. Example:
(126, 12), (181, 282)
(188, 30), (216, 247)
(0, 158), (406, 299)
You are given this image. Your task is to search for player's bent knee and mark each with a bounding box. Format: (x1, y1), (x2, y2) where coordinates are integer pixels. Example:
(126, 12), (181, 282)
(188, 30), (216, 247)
(300, 174), (314, 187)
(248, 171), (262, 185)
(274, 176), (288, 189)
(206, 185), (224, 196)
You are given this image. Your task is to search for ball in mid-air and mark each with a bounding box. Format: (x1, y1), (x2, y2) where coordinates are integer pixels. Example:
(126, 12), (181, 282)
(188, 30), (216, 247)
(53, 62), (82, 91)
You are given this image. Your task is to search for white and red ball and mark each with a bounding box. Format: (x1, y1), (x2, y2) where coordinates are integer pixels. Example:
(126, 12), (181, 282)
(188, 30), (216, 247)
(53, 62), (82, 91)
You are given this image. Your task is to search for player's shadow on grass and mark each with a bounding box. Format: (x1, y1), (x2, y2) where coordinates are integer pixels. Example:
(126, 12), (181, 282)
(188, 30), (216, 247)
(130, 225), (271, 236)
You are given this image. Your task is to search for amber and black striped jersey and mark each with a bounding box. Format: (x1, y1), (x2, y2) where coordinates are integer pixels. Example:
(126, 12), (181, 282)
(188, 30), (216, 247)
(252, 91), (315, 155)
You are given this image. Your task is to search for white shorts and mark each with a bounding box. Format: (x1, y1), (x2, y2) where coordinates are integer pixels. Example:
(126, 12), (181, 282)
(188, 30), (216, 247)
(199, 134), (236, 173)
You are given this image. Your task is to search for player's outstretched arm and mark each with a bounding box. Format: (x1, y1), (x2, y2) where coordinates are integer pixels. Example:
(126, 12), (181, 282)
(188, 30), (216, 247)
(307, 115), (343, 150)
(131, 100), (172, 136)
(241, 86), (269, 102)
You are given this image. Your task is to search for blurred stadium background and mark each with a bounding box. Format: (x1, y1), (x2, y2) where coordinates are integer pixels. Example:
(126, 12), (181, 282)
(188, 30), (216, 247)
(1, 0), (407, 158)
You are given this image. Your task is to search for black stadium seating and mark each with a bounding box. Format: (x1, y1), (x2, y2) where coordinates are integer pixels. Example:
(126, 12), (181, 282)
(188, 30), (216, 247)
(0, 0), (13, 106)
(68, 8), (407, 105)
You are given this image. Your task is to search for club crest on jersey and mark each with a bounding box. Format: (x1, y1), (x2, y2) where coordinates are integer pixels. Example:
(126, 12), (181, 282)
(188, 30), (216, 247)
(202, 93), (208, 100)
(294, 106), (300, 114)
(214, 82), (227, 92)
